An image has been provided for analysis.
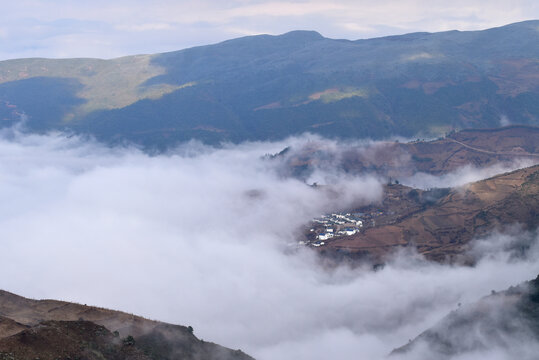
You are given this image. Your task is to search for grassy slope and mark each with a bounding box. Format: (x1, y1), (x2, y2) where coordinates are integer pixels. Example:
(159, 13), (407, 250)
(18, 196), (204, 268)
(0, 56), (183, 118)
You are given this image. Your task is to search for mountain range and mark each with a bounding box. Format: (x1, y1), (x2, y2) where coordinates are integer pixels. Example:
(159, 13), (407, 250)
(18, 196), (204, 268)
(0, 20), (538, 148)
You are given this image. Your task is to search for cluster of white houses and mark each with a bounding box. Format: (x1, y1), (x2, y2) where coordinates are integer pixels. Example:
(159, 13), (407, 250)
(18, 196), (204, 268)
(308, 213), (364, 247)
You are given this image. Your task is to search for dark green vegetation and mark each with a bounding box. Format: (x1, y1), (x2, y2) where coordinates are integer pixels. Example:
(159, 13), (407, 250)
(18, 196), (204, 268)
(0, 21), (538, 148)
(392, 274), (539, 358)
(0, 290), (253, 360)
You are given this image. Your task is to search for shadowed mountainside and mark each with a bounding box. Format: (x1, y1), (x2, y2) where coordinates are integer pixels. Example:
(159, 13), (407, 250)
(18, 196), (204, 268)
(0, 290), (253, 360)
(0, 21), (538, 148)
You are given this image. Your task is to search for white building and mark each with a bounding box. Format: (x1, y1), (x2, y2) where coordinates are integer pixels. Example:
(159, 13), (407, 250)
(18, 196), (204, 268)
(317, 233), (334, 241)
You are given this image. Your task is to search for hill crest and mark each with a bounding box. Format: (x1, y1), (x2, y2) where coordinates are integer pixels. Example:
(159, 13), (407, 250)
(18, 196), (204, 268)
(0, 290), (253, 360)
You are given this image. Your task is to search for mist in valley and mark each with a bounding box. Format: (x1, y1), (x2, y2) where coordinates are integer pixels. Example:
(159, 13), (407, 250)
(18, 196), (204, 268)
(1, 127), (538, 359)
(266, 134), (538, 190)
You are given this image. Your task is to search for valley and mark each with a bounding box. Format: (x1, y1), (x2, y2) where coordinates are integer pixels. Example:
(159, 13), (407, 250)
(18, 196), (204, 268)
(288, 126), (539, 263)
(0, 13), (538, 360)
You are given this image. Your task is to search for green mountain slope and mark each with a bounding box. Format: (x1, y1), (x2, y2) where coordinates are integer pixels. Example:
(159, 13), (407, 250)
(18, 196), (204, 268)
(0, 21), (538, 147)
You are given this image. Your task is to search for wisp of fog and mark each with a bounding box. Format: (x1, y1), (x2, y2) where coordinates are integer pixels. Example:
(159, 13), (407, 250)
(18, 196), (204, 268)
(1, 128), (538, 360)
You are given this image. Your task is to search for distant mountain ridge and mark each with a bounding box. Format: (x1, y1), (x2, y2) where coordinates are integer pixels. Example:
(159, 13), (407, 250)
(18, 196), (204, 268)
(0, 20), (538, 148)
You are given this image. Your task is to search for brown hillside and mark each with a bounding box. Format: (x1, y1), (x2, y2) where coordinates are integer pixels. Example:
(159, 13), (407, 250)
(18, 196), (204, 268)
(0, 291), (254, 360)
(318, 164), (539, 262)
(0, 320), (149, 360)
(0, 317), (27, 339)
(278, 126), (539, 179)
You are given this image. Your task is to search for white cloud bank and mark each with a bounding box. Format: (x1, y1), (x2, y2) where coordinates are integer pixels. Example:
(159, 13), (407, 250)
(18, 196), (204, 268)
(0, 129), (538, 359)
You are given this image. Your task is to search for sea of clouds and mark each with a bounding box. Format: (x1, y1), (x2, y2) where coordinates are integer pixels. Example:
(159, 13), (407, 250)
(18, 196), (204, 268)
(1, 127), (538, 359)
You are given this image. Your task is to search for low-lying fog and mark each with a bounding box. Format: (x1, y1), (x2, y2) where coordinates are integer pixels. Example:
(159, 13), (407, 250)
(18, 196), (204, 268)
(1, 128), (538, 359)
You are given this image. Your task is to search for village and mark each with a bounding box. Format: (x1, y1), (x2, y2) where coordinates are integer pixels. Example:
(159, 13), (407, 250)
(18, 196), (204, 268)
(296, 204), (395, 248)
(299, 212), (364, 247)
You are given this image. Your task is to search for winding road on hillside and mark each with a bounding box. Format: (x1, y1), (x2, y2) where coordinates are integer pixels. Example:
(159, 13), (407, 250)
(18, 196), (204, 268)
(447, 138), (539, 157)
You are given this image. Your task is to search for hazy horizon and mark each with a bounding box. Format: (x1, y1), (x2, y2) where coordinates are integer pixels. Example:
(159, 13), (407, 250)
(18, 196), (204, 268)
(0, 1), (537, 60)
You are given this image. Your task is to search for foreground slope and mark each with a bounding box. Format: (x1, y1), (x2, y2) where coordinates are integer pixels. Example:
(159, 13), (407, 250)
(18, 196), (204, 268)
(0, 21), (538, 147)
(0, 290), (253, 360)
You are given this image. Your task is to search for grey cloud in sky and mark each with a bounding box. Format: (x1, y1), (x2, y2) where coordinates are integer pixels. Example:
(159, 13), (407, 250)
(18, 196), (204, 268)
(0, 0), (537, 59)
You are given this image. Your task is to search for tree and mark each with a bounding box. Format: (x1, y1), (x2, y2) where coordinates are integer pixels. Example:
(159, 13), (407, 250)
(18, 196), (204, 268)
(123, 335), (135, 346)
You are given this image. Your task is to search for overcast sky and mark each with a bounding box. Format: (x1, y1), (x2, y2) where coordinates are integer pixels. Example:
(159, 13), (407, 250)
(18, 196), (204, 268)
(0, 0), (537, 60)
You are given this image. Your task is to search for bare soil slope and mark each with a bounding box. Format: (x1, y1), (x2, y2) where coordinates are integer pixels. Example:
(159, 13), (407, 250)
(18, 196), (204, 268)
(0, 291), (253, 360)
(319, 164), (539, 262)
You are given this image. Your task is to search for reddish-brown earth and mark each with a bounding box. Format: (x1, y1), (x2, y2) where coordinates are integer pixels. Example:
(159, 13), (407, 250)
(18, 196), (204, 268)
(0, 290), (253, 360)
(317, 165), (539, 262)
